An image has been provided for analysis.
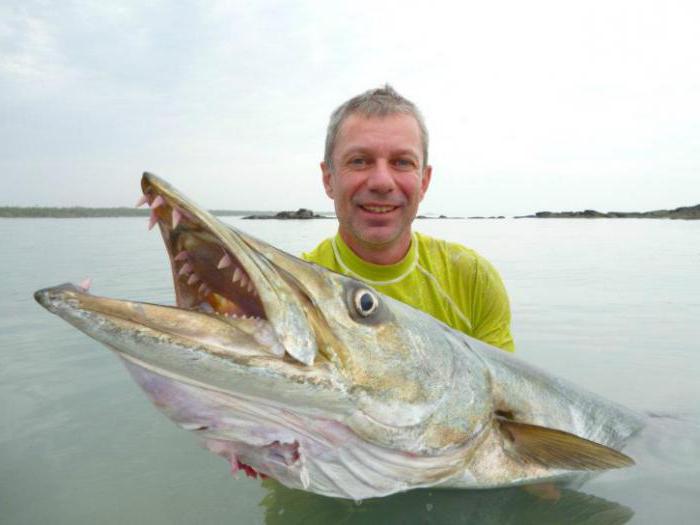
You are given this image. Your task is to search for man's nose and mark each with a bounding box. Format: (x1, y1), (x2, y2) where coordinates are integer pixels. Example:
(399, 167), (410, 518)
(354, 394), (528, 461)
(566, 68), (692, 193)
(366, 160), (396, 193)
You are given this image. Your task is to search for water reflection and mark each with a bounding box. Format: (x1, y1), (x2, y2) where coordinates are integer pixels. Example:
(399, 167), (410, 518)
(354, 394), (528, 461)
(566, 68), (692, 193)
(260, 480), (633, 525)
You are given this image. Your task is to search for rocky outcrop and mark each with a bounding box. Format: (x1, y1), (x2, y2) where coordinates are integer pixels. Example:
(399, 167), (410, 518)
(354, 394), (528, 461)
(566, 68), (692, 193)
(416, 214), (466, 219)
(242, 208), (328, 220)
(516, 204), (700, 220)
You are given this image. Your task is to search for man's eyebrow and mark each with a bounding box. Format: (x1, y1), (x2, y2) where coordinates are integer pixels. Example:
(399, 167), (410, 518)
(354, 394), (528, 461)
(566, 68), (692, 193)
(391, 149), (420, 158)
(340, 146), (369, 156)
(340, 146), (420, 158)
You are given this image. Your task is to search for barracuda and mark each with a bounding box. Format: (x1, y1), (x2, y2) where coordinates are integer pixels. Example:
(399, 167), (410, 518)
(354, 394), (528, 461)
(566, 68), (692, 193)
(34, 173), (643, 500)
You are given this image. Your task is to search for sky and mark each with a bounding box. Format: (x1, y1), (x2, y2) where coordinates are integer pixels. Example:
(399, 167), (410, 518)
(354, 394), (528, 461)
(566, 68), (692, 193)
(1, 0), (699, 216)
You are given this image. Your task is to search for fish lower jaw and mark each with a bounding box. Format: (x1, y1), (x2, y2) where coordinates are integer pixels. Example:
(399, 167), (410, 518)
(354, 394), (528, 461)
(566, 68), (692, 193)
(124, 360), (474, 499)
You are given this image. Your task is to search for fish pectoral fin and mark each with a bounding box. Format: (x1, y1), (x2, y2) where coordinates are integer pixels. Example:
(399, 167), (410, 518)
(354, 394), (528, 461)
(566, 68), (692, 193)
(497, 417), (635, 470)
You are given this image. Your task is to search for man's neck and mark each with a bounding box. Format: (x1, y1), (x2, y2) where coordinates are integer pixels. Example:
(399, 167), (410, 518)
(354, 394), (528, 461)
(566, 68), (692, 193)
(339, 229), (412, 265)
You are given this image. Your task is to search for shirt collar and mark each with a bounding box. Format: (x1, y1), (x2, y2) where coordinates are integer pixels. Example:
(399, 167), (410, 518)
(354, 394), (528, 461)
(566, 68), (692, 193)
(331, 232), (418, 285)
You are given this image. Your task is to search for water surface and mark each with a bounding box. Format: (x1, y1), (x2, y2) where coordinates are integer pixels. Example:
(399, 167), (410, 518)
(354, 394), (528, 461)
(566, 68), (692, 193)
(1, 217), (698, 524)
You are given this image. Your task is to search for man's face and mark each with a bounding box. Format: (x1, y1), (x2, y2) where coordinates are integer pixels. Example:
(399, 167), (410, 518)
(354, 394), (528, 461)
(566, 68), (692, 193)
(322, 113), (432, 256)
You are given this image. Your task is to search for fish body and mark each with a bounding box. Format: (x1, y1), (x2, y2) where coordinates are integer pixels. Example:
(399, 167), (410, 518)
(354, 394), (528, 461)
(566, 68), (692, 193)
(34, 173), (643, 500)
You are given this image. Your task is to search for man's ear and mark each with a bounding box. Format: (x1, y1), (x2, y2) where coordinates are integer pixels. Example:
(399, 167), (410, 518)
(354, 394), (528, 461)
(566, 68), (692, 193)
(419, 165), (432, 201)
(321, 161), (334, 199)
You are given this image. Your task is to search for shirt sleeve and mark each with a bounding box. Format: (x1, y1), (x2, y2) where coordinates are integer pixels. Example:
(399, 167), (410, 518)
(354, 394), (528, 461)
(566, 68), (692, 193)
(470, 256), (515, 352)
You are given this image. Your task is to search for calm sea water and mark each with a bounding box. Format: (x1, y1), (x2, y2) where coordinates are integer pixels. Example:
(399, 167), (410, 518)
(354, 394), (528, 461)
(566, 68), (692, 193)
(1, 217), (698, 524)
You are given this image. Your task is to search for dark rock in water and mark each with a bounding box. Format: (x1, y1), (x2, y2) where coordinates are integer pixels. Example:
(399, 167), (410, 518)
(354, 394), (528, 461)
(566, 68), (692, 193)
(533, 209), (607, 218)
(515, 204), (700, 220)
(416, 214), (465, 219)
(243, 208), (328, 220)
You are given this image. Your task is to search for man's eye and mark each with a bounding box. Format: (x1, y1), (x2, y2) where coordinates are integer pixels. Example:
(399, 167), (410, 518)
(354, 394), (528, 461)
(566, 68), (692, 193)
(394, 158), (415, 169)
(349, 158), (367, 166)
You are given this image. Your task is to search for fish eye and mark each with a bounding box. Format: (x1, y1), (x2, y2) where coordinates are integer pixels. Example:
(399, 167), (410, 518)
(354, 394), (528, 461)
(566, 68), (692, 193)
(354, 289), (379, 317)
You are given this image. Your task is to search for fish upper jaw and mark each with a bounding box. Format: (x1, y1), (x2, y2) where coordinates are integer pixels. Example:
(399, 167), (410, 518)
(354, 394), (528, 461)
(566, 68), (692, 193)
(139, 172), (318, 365)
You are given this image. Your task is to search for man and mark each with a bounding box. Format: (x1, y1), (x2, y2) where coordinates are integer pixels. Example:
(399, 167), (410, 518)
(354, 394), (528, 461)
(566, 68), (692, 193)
(303, 85), (514, 352)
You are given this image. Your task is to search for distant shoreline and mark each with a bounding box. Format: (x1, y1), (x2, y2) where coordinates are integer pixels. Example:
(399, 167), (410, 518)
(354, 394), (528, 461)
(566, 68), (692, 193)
(0, 207), (274, 219)
(2, 203), (698, 220)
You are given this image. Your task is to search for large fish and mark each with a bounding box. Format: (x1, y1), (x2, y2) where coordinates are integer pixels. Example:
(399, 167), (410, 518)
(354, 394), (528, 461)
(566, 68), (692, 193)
(34, 173), (643, 500)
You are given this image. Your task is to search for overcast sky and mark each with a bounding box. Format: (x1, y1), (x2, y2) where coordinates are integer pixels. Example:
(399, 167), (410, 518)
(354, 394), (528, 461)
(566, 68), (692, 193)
(2, 0), (698, 216)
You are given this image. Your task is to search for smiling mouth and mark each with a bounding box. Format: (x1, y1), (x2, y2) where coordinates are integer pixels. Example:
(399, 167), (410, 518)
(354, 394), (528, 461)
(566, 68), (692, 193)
(359, 205), (399, 214)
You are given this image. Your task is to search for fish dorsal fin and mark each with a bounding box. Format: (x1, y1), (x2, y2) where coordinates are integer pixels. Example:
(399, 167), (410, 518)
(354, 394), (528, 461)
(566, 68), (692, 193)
(497, 417), (635, 470)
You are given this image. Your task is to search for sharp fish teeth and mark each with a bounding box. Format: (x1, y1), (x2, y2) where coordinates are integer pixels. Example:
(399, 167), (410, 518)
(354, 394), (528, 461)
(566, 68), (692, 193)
(232, 268), (242, 283)
(174, 250), (189, 262)
(151, 195), (165, 209)
(217, 253), (232, 269)
(135, 194), (149, 208)
(198, 283), (208, 294)
(246, 282), (254, 293)
(187, 273), (200, 285)
(172, 208), (183, 228)
(148, 210), (159, 230)
(178, 263), (192, 276)
(78, 277), (92, 291)
(239, 275), (248, 288)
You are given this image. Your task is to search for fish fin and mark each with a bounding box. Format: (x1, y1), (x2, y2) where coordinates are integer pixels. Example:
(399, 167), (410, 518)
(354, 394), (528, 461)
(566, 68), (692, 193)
(497, 417), (635, 470)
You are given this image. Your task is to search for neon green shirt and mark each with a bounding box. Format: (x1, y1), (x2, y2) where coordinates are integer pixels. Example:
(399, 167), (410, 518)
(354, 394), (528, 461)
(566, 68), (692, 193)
(302, 232), (515, 352)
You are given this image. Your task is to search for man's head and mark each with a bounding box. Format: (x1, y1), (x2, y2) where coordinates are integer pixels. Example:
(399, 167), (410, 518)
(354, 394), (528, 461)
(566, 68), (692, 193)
(321, 85), (432, 264)
(324, 85), (430, 171)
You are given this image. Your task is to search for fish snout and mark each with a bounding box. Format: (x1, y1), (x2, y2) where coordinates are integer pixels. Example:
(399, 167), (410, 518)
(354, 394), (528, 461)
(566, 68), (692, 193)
(34, 283), (82, 313)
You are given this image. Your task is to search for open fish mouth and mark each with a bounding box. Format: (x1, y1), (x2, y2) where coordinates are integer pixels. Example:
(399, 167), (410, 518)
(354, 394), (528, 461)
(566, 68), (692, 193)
(34, 173), (341, 401)
(133, 172), (321, 365)
(139, 181), (265, 321)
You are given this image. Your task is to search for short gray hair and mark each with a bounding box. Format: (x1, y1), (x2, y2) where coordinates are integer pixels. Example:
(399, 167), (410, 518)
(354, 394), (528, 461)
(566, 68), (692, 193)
(324, 84), (429, 171)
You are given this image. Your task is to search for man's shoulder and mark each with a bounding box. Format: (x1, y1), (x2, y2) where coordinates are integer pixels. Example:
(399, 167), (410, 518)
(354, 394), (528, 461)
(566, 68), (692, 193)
(413, 231), (508, 296)
(413, 231), (485, 274)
